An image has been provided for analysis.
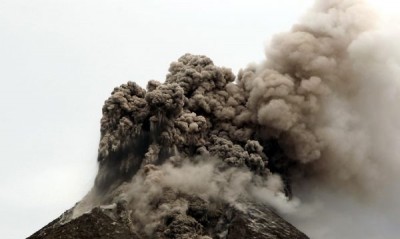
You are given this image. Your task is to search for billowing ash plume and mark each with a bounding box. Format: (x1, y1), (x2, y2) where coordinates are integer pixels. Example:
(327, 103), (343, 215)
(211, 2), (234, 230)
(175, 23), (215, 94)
(94, 54), (270, 190)
(69, 0), (400, 238)
(71, 53), (297, 238)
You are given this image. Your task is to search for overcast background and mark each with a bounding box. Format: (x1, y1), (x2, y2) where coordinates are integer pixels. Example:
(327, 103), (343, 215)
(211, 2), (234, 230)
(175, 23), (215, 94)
(0, 0), (394, 238)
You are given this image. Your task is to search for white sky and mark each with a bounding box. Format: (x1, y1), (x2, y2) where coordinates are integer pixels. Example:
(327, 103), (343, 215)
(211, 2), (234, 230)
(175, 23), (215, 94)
(0, 0), (396, 238)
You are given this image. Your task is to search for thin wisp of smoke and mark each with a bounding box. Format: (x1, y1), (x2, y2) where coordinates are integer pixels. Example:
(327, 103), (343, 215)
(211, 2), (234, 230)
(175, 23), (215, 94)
(71, 0), (400, 238)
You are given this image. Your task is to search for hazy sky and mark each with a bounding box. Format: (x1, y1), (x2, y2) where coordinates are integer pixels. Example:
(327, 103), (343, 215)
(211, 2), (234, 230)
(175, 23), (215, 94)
(0, 0), (395, 238)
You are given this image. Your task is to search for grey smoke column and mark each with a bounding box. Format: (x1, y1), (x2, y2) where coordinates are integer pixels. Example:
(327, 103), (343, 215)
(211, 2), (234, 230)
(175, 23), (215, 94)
(94, 0), (375, 196)
(72, 53), (304, 238)
(95, 54), (273, 192)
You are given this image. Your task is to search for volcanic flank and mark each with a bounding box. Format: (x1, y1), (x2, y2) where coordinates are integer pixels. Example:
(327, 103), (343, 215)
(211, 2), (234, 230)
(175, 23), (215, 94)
(30, 0), (400, 238)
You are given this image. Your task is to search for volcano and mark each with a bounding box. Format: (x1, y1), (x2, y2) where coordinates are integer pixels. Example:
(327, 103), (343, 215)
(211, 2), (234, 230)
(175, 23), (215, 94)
(29, 0), (400, 238)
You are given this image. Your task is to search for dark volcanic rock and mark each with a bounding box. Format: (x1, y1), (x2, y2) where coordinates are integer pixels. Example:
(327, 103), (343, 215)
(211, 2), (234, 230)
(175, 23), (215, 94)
(225, 205), (307, 239)
(28, 201), (309, 239)
(28, 208), (140, 239)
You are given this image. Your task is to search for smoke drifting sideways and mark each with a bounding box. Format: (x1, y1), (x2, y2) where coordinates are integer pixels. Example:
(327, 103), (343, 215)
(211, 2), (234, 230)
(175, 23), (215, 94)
(71, 0), (400, 238)
(266, 0), (400, 238)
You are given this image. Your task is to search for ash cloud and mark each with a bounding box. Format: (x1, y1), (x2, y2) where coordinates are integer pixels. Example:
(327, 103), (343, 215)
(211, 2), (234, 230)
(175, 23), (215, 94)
(70, 0), (400, 238)
(72, 53), (290, 238)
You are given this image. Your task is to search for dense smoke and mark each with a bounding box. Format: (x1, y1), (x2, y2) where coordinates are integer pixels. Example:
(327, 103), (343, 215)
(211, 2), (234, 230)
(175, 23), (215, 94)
(72, 54), (297, 238)
(70, 0), (400, 238)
